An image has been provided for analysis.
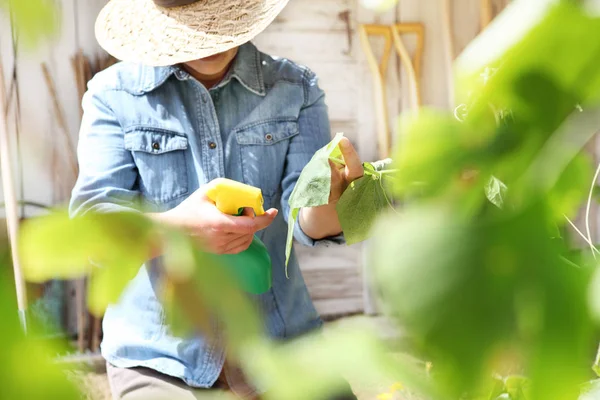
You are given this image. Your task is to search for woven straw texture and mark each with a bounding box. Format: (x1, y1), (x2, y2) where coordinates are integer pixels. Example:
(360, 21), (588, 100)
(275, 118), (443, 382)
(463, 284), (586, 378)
(95, 0), (289, 66)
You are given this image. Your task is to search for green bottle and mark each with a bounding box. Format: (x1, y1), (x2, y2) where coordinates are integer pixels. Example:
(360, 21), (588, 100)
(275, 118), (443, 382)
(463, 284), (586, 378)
(205, 178), (273, 294)
(219, 235), (272, 294)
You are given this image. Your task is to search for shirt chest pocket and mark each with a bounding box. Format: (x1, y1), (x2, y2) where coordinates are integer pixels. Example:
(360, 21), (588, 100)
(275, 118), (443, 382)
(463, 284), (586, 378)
(124, 128), (189, 204)
(235, 120), (299, 199)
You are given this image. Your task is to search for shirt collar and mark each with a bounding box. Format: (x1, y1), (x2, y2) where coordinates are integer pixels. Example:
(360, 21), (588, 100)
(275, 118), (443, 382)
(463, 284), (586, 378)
(136, 42), (265, 96)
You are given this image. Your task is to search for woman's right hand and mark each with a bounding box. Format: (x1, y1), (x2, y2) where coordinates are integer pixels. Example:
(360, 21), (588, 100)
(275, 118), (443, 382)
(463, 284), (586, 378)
(148, 184), (278, 255)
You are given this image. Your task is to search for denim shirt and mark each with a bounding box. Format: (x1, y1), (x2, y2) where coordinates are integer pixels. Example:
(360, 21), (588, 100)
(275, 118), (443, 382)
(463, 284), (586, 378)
(69, 42), (344, 388)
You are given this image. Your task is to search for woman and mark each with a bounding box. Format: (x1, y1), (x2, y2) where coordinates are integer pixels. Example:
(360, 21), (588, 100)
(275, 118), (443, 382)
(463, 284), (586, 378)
(71, 0), (363, 398)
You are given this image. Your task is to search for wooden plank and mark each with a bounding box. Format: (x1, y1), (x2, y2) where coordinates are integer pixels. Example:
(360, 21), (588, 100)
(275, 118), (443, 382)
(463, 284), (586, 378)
(397, 2), (450, 110)
(314, 297), (363, 317)
(330, 120), (358, 148)
(0, 10), (15, 221)
(312, 61), (356, 96)
(296, 243), (362, 270)
(324, 315), (403, 341)
(303, 267), (362, 300)
(453, 0), (481, 57)
(75, 0), (107, 52)
(253, 31), (355, 63)
(269, 0), (355, 32)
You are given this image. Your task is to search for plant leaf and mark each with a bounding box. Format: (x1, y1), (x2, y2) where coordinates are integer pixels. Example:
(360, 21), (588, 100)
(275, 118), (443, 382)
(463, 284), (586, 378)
(0, 0), (59, 49)
(289, 132), (345, 209)
(285, 133), (345, 266)
(284, 208), (300, 275)
(336, 175), (388, 245)
(19, 211), (154, 283)
(485, 176), (508, 209)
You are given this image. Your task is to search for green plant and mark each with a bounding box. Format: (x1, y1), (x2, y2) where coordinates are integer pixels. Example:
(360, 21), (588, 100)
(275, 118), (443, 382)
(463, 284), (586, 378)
(285, 132), (396, 268)
(12, 1), (600, 400)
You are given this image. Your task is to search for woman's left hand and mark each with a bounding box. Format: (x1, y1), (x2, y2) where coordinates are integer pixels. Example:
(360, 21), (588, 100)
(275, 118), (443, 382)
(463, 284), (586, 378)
(329, 137), (364, 203)
(299, 137), (364, 240)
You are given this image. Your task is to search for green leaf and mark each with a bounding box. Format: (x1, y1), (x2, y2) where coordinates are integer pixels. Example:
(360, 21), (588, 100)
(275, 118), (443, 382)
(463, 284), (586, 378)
(0, 273), (81, 399)
(368, 202), (592, 399)
(504, 375), (531, 400)
(336, 175), (388, 245)
(284, 208), (300, 274)
(244, 324), (439, 400)
(285, 133), (345, 266)
(0, 0), (59, 49)
(486, 176), (508, 209)
(289, 133), (345, 209)
(546, 152), (592, 221)
(371, 158), (394, 172)
(19, 211), (154, 283)
(580, 379), (600, 400)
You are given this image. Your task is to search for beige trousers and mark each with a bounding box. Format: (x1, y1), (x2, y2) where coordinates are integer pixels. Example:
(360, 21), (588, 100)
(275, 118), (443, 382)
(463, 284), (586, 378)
(107, 362), (237, 400)
(107, 362), (357, 400)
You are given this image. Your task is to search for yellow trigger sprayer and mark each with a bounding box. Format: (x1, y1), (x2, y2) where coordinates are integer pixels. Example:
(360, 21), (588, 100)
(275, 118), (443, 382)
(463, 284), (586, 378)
(204, 178), (272, 294)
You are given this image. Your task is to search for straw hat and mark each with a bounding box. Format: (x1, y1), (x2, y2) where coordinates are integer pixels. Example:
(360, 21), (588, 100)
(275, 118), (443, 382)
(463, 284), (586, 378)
(95, 0), (289, 67)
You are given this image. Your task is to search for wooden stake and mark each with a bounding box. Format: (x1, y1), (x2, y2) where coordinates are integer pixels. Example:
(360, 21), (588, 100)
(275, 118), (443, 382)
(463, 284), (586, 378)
(0, 60), (27, 331)
(71, 56), (84, 119)
(41, 63), (78, 178)
(91, 315), (101, 352)
(76, 277), (86, 353)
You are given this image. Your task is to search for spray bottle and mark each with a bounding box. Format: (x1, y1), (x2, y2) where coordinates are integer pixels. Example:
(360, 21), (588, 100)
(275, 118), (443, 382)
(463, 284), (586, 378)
(205, 178), (272, 294)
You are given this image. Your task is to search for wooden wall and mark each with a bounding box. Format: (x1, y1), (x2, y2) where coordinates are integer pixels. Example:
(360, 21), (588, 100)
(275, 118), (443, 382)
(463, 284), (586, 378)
(1, 0), (514, 321)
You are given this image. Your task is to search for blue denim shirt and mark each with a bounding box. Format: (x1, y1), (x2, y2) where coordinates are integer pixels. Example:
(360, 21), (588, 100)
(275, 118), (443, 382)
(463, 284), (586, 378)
(70, 43), (343, 388)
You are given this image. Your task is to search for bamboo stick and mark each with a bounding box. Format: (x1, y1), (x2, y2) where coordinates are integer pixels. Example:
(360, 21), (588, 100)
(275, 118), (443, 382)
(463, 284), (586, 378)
(0, 59), (27, 331)
(41, 63), (78, 178)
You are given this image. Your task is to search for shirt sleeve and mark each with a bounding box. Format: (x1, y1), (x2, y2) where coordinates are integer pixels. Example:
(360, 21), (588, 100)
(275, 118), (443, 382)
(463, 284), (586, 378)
(280, 69), (345, 248)
(69, 86), (141, 217)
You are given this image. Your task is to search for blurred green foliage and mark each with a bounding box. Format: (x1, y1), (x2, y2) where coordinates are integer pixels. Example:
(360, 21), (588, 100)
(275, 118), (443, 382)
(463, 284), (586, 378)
(376, 1), (600, 399)
(7, 0), (600, 400)
(0, 0), (58, 48)
(0, 271), (80, 399)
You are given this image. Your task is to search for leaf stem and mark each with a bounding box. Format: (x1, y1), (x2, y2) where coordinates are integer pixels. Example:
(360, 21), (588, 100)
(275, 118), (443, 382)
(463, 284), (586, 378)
(585, 161), (600, 259)
(564, 214), (600, 256)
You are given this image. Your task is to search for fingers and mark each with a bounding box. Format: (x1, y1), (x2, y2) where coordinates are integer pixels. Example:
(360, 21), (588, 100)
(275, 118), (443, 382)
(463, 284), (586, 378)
(213, 207), (278, 235)
(241, 207), (255, 217)
(253, 208), (278, 231)
(338, 137), (363, 182)
(222, 234), (254, 254)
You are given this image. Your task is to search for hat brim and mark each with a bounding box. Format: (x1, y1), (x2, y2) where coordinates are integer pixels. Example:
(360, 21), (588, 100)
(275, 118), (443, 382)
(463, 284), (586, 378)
(95, 0), (289, 67)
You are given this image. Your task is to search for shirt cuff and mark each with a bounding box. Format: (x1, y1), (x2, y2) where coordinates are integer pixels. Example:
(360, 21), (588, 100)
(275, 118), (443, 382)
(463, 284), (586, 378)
(293, 218), (346, 248)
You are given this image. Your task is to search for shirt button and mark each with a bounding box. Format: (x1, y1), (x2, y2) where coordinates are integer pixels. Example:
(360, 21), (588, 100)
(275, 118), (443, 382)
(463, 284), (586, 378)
(201, 94), (208, 103)
(265, 133), (273, 141)
(209, 141), (217, 149)
(152, 142), (160, 151)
